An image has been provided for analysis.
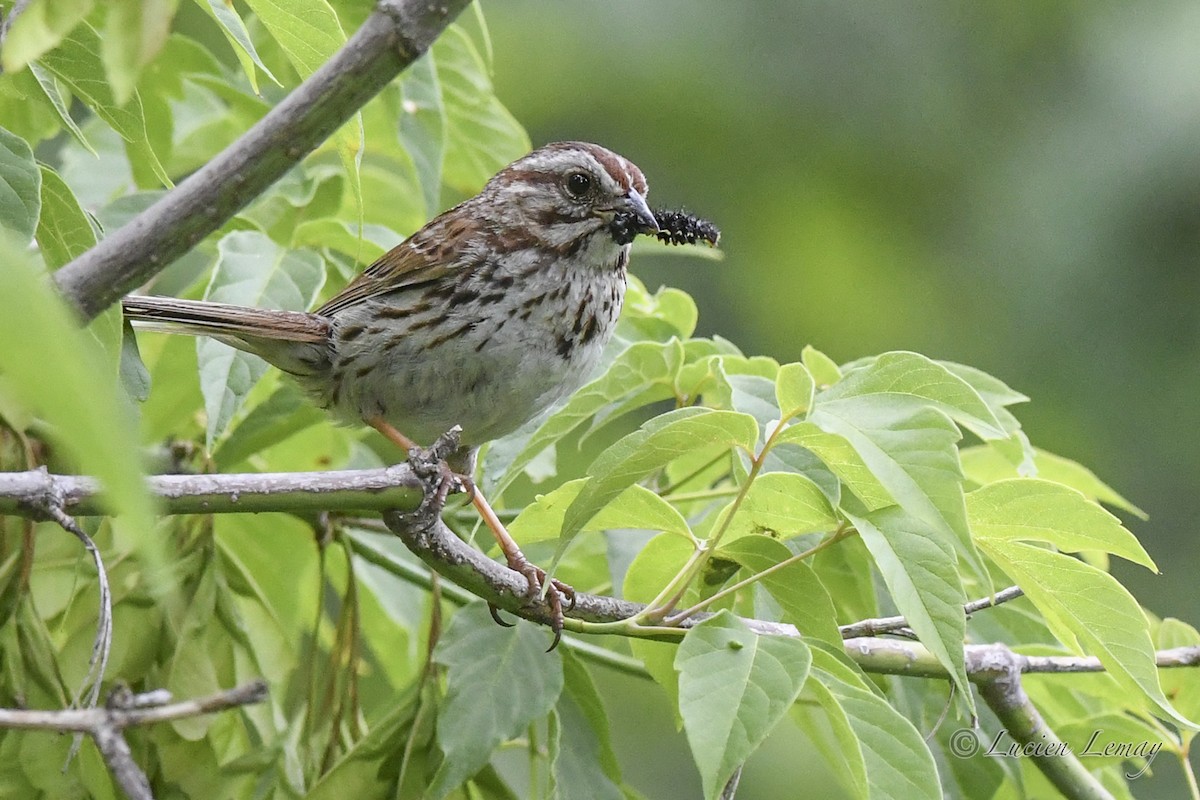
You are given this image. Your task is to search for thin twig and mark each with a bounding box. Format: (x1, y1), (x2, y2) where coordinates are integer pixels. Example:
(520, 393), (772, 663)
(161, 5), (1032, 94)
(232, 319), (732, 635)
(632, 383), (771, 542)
(30, 485), (115, 768)
(838, 586), (1026, 639)
(0, 681), (268, 800)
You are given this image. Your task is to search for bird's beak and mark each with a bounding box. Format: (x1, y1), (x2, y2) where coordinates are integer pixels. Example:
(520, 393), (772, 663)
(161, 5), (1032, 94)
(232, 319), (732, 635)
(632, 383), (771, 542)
(606, 190), (659, 245)
(623, 190), (659, 235)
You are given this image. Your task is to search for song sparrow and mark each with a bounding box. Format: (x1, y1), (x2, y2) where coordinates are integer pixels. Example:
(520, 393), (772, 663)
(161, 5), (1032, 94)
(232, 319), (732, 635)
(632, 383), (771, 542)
(124, 141), (711, 643)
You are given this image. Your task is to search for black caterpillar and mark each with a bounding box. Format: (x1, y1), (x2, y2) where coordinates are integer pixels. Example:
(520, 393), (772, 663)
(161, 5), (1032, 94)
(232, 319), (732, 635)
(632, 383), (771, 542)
(651, 208), (721, 247)
(610, 208), (721, 247)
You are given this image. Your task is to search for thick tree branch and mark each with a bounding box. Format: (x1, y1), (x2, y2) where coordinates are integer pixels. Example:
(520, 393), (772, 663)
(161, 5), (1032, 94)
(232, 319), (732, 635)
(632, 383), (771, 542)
(0, 681), (267, 800)
(0, 465), (422, 516)
(974, 648), (1113, 800)
(53, 0), (471, 320)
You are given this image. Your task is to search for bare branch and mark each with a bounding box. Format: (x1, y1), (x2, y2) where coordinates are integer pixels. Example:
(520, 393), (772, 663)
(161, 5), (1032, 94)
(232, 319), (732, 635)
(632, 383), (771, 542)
(0, 465), (423, 517)
(974, 647), (1113, 800)
(53, 0), (472, 320)
(0, 681), (268, 800)
(838, 585), (1026, 638)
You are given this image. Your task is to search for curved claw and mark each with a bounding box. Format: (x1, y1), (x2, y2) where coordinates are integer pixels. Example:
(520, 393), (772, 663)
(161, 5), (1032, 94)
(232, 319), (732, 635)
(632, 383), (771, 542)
(544, 583), (565, 652)
(488, 602), (515, 628)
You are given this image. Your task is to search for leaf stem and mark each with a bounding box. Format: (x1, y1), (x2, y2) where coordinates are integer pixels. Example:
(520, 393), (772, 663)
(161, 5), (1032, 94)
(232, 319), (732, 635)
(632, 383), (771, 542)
(665, 524), (853, 624)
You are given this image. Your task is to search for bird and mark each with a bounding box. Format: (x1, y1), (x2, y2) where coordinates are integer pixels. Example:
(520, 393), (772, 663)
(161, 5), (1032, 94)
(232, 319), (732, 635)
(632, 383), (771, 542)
(123, 141), (667, 642)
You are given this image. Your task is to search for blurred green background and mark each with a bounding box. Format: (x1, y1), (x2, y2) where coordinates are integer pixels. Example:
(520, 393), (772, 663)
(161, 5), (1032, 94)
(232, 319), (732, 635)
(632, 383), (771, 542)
(485, 2), (1200, 797)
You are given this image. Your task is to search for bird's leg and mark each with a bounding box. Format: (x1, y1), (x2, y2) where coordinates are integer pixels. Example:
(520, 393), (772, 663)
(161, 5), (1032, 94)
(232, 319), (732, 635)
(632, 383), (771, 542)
(369, 418), (575, 648)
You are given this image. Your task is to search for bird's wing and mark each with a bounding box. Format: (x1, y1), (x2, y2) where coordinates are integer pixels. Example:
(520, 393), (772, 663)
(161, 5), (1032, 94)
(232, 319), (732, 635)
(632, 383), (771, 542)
(315, 205), (478, 317)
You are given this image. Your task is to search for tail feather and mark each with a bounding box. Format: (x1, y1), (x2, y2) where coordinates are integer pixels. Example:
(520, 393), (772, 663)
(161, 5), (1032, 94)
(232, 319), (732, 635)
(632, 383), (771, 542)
(122, 295), (331, 343)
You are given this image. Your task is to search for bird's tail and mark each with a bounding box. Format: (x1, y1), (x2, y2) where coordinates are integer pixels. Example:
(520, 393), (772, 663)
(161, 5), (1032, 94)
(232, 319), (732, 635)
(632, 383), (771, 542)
(122, 295), (331, 342)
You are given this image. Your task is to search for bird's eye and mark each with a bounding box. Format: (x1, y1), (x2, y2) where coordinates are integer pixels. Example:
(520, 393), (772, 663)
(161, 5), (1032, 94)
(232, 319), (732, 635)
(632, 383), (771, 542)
(565, 171), (593, 198)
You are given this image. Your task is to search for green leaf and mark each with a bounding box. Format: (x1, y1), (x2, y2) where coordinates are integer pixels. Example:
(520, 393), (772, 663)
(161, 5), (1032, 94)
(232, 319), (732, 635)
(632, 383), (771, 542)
(509, 479), (694, 546)
(35, 163), (95, 268)
(0, 0), (94, 72)
(307, 686), (421, 800)
(773, 421), (892, 510)
(775, 361), (816, 419)
(723, 472), (838, 542)
(399, 52), (447, 217)
(818, 351), (1004, 439)
(805, 653), (942, 800)
(961, 444), (1146, 519)
(979, 538), (1196, 729)
(675, 611), (811, 800)
(806, 406), (984, 579)
(212, 382), (326, 468)
(242, 0), (344, 78)
(490, 338), (686, 494)
(560, 408), (757, 543)
(552, 651), (624, 800)
(194, 0), (279, 92)
(38, 22), (170, 186)
(198, 232), (325, 447)
(0, 126), (40, 242)
(968, 479), (1154, 570)
(429, 603), (564, 798)
(28, 61), (95, 154)
(101, 0), (177, 105)
(802, 344), (842, 386)
(845, 506), (970, 703)
(435, 24), (530, 195)
(0, 234), (154, 538)
(716, 535), (841, 646)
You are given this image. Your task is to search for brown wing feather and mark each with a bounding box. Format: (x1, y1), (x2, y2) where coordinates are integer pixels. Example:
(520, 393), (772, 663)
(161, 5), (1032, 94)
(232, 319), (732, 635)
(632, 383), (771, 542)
(315, 200), (482, 317)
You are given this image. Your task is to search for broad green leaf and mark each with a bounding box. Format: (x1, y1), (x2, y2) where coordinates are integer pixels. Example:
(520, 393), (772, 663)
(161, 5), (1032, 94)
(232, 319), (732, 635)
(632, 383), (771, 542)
(435, 24), (529, 195)
(818, 351), (1004, 439)
(980, 538), (1196, 729)
(845, 506), (970, 704)
(35, 164), (94, 268)
(961, 444), (1146, 519)
(212, 382), (325, 468)
(38, 22), (170, 186)
(792, 671), (868, 799)
(775, 361), (816, 419)
(198, 232), (325, 447)
(802, 344), (842, 386)
(722, 472), (838, 542)
(807, 406), (984, 579)
(716, 534), (841, 646)
(809, 658), (942, 800)
(491, 338), (686, 494)
(552, 651), (624, 800)
(624, 533), (696, 709)
(429, 603), (564, 798)
(242, 0), (344, 78)
(0, 126), (40, 242)
(195, 0), (279, 92)
(1157, 618), (1200, 724)
(561, 408), (757, 543)
(166, 556), (221, 740)
(774, 421), (892, 510)
(307, 685), (421, 800)
(968, 479), (1154, 570)
(509, 479), (694, 546)
(0, 0), (94, 72)
(675, 611), (811, 800)
(399, 52), (447, 217)
(101, 0), (176, 105)
(28, 61), (95, 153)
(0, 234), (154, 543)
(615, 277), (699, 344)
